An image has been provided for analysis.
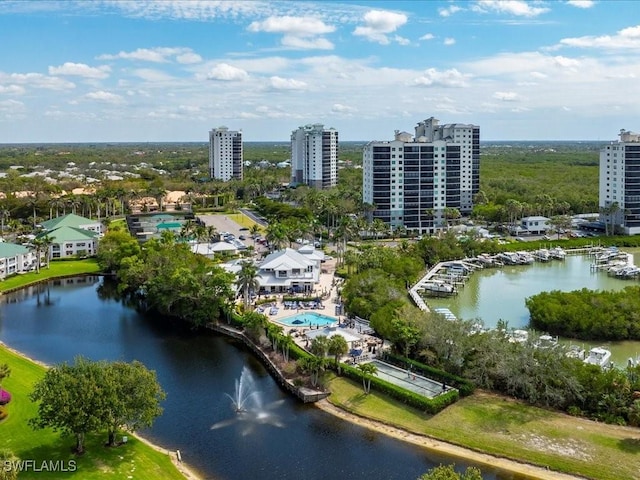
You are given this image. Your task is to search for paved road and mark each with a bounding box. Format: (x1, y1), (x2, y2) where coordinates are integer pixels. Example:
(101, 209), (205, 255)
(198, 214), (267, 256)
(240, 208), (268, 227)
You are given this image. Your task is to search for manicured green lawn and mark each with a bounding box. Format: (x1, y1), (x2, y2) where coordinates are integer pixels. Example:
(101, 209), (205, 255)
(0, 259), (102, 293)
(327, 375), (640, 480)
(0, 346), (186, 479)
(226, 212), (263, 231)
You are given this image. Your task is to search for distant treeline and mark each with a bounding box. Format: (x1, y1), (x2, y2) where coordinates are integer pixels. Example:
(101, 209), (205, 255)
(526, 286), (640, 340)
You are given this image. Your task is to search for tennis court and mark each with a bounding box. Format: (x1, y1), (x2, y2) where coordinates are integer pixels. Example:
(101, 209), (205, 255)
(370, 359), (453, 399)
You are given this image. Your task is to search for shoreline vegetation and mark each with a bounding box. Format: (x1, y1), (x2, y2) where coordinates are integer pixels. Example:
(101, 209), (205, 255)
(0, 341), (203, 480)
(1, 259), (637, 479)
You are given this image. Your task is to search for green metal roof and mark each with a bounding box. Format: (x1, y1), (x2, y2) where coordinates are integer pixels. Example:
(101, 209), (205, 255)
(40, 213), (98, 231)
(0, 242), (29, 258)
(37, 226), (99, 243)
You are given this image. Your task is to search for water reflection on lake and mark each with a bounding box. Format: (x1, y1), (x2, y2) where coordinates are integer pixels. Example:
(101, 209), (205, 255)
(0, 277), (519, 480)
(428, 251), (640, 365)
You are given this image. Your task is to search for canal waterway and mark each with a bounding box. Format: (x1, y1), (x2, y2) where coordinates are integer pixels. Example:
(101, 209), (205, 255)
(0, 277), (519, 480)
(428, 251), (640, 365)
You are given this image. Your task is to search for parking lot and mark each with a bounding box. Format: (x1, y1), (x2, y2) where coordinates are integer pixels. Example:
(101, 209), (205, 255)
(197, 214), (268, 255)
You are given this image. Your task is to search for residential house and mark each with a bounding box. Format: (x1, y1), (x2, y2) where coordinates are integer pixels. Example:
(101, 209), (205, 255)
(0, 242), (37, 280)
(39, 214), (102, 259)
(222, 247), (324, 295)
(40, 213), (103, 235)
(520, 216), (550, 235)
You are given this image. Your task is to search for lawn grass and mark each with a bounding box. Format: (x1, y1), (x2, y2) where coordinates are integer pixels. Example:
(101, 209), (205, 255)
(327, 375), (640, 480)
(0, 345), (186, 480)
(0, 259), (102, 293)
(226, 212), (264, 231)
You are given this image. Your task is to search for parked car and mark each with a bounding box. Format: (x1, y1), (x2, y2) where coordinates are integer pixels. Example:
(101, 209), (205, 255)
(239, 235), (246, 240)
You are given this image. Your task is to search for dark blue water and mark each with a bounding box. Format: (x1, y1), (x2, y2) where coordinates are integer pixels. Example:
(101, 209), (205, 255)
(0, 277), (518, 479)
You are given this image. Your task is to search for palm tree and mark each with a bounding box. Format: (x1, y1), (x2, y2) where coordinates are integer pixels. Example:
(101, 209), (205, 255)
(206, 225), (219, 243)
(237, 260), (260, 310)
(265, 222), (287, 251)
(298, 356), (326, 388)
(327, 335), (348, 370)
(31, 237), (45, 273)
(357, 363), (378, 394)
(39, 235), (54, 269)
(280, 334), (294, 363)
(0, 206), (10, 236)
(310, 335), (329, 357)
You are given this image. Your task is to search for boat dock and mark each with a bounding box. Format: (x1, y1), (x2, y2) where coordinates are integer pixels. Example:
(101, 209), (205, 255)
(409, 246), (611, 314)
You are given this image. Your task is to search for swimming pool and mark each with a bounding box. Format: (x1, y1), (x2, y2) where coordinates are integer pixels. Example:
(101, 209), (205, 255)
(277, 312), (338, 327)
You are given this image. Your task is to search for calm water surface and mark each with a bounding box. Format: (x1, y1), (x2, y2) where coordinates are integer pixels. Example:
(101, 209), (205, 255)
(428, 251), (640, 365)
(0, 277), (519, 480)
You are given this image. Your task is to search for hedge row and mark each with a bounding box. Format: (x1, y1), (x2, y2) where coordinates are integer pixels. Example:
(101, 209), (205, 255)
(226, 311), (460, 413)
(382, 353), (475, 397)
(339, 363), (459, 414)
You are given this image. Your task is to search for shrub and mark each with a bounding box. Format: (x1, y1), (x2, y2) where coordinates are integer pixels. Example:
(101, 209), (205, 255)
(0, 406), (7, 421)
(383, 353), (475, 396)
(0, 389), (10, 405)
(339, 363), (459, 414)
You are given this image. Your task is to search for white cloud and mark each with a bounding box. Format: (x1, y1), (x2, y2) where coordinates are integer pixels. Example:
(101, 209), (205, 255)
(0, 72), (75, 90)
(132, 69), (175, 82)
(439, 5), (462, 17)
(394, 35), (410, 46)
(84, 91), (124, 104)
(493, 91), (519, 101)
(559, 24), (640, 50)
(48, 62), (111, 79)
(0, 85), (26, 95)
(332, 103), (356, 113)
(353, 10), (408, 45)
(530, 71), (548, 79)
(206, 64), (249, 81)
(248, 15), (335, 50)
(553, 55), (581, 69)
(248, 16), (334, 36)
(97, 47), (199, 63)
(412, 68), (470, 88)
(567, 0), (595, 8)
(269, 76), (307, 90)
(444, 38), (456, 46)
(176, 52), (202, 64)
(0, 99), (25, 112)
(471, 0), (549, 17)
(420, 33), (435, 41)
(281, 36), (334, 50)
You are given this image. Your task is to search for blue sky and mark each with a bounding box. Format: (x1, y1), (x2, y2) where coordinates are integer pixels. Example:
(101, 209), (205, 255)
(1, 0), (639, 142)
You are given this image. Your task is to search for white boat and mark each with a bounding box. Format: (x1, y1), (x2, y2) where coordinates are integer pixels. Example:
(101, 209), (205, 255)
(509, 329), (529, 343)
(533, 249), (551, 262)
(516, 251), (535, 264)
(566, 344), (586, 360)
(549, 247), (566, 260)
(583, 347), (612, 368)
(421, 280), (456, 294)
(434, 308), (457, 321)
(616, 266), (640, 278)
(536, 334), (558, 349)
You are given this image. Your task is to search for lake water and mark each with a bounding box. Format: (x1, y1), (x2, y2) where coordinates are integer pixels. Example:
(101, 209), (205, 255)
(0, 277), (519, 480)
(428, 251), (640, 365)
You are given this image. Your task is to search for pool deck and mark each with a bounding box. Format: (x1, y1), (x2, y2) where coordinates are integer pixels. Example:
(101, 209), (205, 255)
(250, 254), (386, 362)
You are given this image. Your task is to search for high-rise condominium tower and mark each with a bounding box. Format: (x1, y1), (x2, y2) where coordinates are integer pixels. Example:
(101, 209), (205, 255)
(209, 126), (243, 181)
(290, 124), (338, 189)
(363, 117), (479, 234)
(599, 129), (640, 234)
